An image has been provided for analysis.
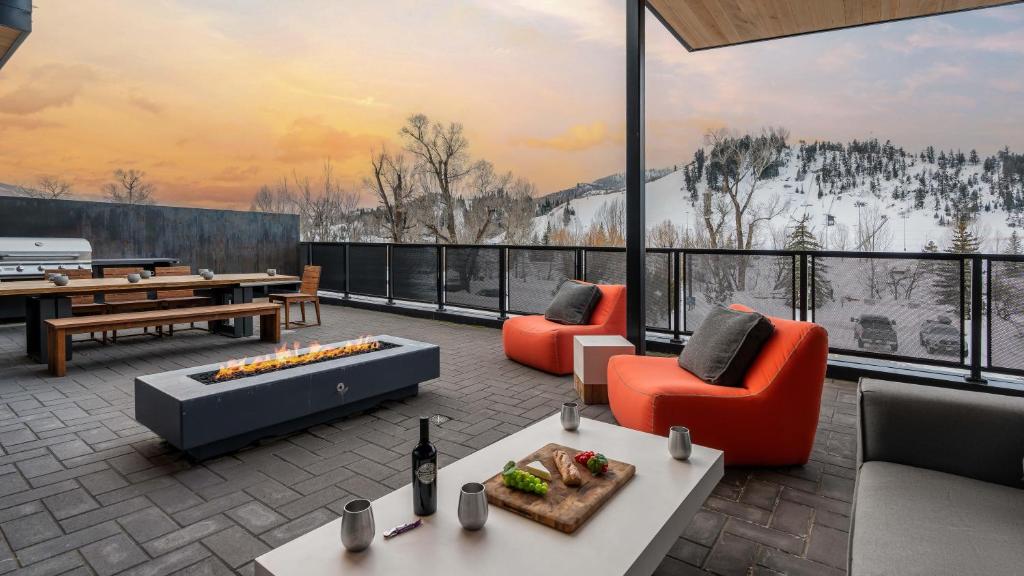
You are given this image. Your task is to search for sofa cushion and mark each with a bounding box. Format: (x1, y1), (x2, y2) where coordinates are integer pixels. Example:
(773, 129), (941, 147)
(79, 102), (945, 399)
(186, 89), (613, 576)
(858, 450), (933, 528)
(678, 306), (774, 387)
(544, 281), (602, 325)
(851, 461), (1024, 576)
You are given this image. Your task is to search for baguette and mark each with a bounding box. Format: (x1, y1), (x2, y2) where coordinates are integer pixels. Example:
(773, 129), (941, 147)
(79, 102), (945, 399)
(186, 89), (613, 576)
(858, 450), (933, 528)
(552, 449), (582, 486)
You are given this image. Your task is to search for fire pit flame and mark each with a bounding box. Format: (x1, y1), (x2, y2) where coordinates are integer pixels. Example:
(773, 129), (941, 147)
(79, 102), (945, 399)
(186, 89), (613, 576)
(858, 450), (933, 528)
(212, 337), (381, 382)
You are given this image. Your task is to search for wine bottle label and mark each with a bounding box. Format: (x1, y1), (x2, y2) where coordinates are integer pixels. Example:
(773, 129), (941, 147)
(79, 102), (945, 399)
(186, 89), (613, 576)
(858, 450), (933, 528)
(415, 462), (436, 485)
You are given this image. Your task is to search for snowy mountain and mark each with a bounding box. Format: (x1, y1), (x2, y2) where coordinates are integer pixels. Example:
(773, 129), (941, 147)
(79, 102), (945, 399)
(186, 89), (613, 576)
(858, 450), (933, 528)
(534, 140), (1024, 253)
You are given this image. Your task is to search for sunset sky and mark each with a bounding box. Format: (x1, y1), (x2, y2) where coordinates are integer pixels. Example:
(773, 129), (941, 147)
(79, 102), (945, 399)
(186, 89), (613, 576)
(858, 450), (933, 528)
(1, 1), (1022, 209)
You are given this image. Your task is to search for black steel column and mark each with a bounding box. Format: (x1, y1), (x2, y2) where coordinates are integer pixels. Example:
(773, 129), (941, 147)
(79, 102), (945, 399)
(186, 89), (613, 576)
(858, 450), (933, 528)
(626, 0), (646, 354)
(968, 256), (985, 383)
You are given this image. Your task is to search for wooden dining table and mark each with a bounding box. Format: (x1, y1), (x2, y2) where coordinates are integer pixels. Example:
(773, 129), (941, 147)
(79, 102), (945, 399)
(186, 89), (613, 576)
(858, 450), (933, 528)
(0, 273), (299, 363)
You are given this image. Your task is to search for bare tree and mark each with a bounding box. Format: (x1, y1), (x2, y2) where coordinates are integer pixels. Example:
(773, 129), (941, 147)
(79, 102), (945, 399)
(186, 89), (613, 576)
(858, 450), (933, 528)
(17, 176), (74, 200)
(103, 169), (155, 205)
(502, 177), (538, 245)
(460, 161), (511, 243)
(699, 187), (732, 248)
(648, 219), (681, 248)
(703, 127), (789, 290)
(400, 114), (475, 243)
(250, 179), (295, 214)
(365, 146), (416, 243)
(292, 160), (359, 242)
(705, 127), (789, 251)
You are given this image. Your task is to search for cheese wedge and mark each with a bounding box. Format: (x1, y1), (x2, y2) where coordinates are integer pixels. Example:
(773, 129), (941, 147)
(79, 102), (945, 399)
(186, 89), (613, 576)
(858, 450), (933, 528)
(522, 460), (552, 481)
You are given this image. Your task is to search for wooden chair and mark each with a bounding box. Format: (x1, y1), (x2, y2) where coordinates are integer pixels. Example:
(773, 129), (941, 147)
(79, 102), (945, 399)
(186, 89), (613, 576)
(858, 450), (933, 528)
(269, 265), (321, 329)
(154, 265), (213, 335)
(45, 268), (106, 344)
(102, 267), (160, 342)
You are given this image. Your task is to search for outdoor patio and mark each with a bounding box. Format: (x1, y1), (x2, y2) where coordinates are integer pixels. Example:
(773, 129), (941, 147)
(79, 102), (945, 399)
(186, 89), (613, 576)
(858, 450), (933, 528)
(0, 303), (855, 576)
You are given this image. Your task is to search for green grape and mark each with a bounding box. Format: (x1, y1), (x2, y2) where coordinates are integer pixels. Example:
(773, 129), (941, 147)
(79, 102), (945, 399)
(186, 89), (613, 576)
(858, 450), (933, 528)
(501, 466), (548, 495)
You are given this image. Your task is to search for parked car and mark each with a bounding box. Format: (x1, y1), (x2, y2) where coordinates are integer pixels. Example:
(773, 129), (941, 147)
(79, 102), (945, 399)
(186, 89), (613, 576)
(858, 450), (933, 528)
(919, 316), (959, 356)
(851, 314), (898, 352)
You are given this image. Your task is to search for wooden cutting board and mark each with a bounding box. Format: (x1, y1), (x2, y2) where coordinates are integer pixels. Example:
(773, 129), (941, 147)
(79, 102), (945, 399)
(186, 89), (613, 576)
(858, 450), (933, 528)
(482, 443), (635, 534)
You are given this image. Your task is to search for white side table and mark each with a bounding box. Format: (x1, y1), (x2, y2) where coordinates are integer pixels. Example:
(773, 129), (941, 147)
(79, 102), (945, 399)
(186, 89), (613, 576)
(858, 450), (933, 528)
(573, 335), (634, 404)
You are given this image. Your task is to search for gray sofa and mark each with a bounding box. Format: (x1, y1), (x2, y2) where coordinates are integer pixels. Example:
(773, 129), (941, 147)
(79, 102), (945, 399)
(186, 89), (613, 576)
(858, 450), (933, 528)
(851, 379), (1024, 575)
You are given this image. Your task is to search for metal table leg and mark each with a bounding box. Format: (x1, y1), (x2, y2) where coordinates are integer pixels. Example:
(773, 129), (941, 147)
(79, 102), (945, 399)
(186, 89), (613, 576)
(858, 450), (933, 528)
(209, 286), (254, 338)
(26, 295), (71, 364)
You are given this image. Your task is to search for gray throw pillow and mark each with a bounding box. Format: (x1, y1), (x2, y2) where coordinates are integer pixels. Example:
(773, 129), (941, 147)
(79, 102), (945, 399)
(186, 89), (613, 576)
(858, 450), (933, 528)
(544, 281), (602, 325)
(678, 306), (774, 387)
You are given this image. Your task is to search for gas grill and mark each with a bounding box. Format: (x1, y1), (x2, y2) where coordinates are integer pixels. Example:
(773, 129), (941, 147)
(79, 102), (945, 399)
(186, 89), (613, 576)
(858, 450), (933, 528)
(0, 237), (93, 280)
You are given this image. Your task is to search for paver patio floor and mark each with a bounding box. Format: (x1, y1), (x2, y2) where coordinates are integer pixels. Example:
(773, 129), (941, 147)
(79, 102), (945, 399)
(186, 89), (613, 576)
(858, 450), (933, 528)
(0, 303), (856, 575)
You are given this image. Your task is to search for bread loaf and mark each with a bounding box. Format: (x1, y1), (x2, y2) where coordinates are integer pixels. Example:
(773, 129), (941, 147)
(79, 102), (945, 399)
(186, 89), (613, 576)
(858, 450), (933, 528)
(552, 449), (582, 486)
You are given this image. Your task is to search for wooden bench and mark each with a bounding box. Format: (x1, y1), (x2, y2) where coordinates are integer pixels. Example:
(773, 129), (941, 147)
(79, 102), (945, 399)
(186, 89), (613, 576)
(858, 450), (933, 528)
(45, 303), (281, 376)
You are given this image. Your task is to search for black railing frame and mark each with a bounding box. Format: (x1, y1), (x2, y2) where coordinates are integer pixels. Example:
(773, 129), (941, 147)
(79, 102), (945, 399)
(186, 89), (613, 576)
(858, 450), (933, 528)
(303, 241), (1024, 384)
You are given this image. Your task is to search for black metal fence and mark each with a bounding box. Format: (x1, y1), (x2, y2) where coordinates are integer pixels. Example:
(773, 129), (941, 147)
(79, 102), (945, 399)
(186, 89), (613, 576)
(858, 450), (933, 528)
(302, 242), (1024, 382)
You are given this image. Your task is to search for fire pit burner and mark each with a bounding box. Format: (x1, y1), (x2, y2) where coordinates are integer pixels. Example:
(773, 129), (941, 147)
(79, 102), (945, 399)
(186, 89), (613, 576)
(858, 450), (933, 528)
(189, 340), (400, 385)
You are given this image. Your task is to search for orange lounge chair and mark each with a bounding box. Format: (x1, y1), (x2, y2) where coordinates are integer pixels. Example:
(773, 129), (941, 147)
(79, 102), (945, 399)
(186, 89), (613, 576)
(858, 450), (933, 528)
(607, 304), (827, 466)
(502, 283), (626, 375)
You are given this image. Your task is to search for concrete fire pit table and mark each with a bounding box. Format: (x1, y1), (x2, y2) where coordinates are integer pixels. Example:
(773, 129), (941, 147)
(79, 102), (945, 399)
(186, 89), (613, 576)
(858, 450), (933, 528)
(135, 335), (439, 459)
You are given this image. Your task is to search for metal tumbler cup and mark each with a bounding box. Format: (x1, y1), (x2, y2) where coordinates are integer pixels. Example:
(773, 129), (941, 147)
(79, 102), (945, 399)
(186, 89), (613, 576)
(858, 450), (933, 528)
(340, 499), (375, 552)
(561, 402), (580, 431)
(669, 426), (692, 460)
(458, 482), (488, 531)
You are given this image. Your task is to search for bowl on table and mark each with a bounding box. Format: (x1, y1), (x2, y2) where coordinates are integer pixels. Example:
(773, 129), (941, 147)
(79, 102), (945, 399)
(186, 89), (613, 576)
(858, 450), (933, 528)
(50, 274), (69, 286)
(200, 270), (215, 280)
(140, 270), (153, 279)
(127, 273), (141, 283)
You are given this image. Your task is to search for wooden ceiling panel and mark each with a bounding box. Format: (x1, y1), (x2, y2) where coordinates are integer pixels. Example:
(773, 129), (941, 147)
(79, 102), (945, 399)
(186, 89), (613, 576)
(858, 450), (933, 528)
(0, 25), (19, 61)
(648, 0), (1021, 50)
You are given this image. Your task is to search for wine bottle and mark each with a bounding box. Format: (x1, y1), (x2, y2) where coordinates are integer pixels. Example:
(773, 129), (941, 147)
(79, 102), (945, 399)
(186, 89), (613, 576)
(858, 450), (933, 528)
(411, 416), (437, 516)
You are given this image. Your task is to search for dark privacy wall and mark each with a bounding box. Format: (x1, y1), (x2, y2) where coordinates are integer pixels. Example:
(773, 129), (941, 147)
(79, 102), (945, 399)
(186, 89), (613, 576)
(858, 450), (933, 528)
(0, 196), (301, 274)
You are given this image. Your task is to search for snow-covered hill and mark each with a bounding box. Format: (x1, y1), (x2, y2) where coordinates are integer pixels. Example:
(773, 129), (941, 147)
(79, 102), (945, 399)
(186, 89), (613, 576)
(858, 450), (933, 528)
(534, 142), (1023, 253)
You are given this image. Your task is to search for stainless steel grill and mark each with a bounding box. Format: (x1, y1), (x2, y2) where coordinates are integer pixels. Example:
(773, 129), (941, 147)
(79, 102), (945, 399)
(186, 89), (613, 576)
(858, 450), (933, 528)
(0, 237), (92, 279)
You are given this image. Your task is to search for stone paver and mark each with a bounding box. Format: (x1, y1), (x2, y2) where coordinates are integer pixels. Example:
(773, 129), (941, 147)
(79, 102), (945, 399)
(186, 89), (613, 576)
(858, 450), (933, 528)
(0, 303), (857, 574)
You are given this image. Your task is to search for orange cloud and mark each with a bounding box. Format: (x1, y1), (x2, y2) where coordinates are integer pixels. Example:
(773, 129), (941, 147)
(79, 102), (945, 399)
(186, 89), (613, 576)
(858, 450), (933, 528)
(517, 122), (618, 152)
(128, 95), (164, 115)
(0, 63), (97, 115)
(0, 117), (61, 132)
(211, 164), (261, 183)
(276, 117), (383, 163)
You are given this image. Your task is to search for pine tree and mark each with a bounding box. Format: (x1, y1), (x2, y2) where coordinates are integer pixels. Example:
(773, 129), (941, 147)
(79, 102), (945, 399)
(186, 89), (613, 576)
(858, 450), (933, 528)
(993, 231), (1024, 320)
(1006, 230), (1023, 255)
(933, 213), (980, 319)
(776, 215), (833, 307)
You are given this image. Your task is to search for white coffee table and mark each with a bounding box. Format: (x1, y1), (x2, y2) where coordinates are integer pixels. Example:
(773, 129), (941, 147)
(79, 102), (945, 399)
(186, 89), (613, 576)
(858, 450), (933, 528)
(256, 414), (723, 576)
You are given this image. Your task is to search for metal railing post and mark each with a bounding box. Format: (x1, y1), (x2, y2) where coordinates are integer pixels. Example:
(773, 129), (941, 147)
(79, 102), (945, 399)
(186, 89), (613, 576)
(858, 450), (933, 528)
(436, 245), (445, 311)
(968, 255), (985, 383)
(575, 248), (584, 281)
(671, 250), (682, 343)
(343, 243), (350, 299)
(798, 253), (808, 321)
(498, 247), (508, 319)
(386, 244), (394, 305)
(986, 257), (993, 370)
(684, 252), (691, 333)
(809, 255), (816, 323)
